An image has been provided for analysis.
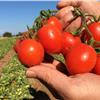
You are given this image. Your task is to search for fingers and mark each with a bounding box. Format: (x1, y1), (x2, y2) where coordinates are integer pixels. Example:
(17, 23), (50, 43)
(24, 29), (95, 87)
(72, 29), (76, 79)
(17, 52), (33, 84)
(26, 65), (72, 98)
(41, 60), (68, 75)
(57, 0), (95, 9)
(52, 60), (61, 66)
(56, 6), (74, 19)
(40, 63), (56, 69)
(61, 12), (75, 29)
(57, 13), (81, 31)
(56, 6), (74, 29)
(57, 0), (80, 9)
(64, 17), (81, 32)
(43, 59), (64, 70)
(56, 1), (81, 30)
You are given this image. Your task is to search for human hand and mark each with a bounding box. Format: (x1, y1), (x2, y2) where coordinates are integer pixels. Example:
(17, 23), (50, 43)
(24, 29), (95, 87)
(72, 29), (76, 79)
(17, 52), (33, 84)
(56, 0), (100, 32)
(26, 62), (100, 100)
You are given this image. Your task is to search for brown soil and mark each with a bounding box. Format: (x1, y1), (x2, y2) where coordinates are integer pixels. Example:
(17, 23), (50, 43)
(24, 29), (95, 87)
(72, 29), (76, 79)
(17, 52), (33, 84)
(0, 49), (16, 74)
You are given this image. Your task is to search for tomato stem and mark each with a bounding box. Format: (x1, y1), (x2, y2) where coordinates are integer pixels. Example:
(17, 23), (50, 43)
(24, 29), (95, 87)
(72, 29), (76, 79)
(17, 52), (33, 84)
(88, 37), (95, 46)
(85, 14), (97, 22)
(50, 10), (58, 13)
(32, 9), (58, 33)
(97, 15), (100, 22)
(74, 8), (94, 38)
(27, 25), (33, 39)
(73, 8), (81, 16)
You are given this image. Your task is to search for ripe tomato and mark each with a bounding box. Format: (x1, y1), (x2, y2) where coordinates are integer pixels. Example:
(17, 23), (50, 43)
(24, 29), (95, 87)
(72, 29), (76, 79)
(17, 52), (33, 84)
(94, 54), (100, 75)
(48, 16), (62, 31)
(14, 39), (22, 53)
(62, 32), (81, 55)
(17, 39), (44, 67)
(93, 42), (100, 47)
(88, 22), (100, 42)
(38, 24), (62, 54)
(80, 29), (100, 47)
(65, 43), (97, 74)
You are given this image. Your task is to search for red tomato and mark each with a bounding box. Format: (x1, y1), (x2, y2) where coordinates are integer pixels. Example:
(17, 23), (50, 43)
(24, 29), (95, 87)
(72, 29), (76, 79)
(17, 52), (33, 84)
(62, 32), (81, 55)
(48, 16), (62, 31)
(65, 43), (97, 75)
(88, 22), (100, 42)
(94, 42), (100, 47)
(81, 29), (100, 47)
(38, 24), (62, 54)
(75, 36), (81, 43)
(17, 39), (44, 67)
(14, 39), (22, 53)
(94, 54), (100, 75)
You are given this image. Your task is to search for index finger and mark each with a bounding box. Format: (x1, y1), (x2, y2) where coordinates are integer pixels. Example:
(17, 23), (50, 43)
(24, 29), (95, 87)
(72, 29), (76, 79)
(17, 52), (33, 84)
(26, 65), (72, 98)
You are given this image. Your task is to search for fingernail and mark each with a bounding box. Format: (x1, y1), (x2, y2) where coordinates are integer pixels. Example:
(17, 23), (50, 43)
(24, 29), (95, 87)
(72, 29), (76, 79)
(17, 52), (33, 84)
(26, 70), (36, 78)
(69, 6), (74, 11)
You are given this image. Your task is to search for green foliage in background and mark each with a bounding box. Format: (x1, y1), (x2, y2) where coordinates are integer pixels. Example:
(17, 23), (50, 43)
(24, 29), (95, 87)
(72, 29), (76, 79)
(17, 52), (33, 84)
(0, 37), (16, 59)
(3, 32), (12, 37)
(0, 55), (32, 100)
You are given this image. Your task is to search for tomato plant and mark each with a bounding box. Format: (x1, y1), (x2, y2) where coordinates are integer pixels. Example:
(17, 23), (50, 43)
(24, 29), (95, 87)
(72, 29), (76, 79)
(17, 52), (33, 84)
(88, 22), (100, 42)
(38, 24), (62, 54)
(80, 29), (100, 47)
(94, 42), (100, 47)
(17, 39), (44, 67)
(80, 30), (91, 42)
(62, 32), (81, 55)
(0, 37), (15, 59)
(48, 16), (62, 31)
(65, 43), (97, 74)
(94, 54), (100, 75)
(0, 55), (32, 99)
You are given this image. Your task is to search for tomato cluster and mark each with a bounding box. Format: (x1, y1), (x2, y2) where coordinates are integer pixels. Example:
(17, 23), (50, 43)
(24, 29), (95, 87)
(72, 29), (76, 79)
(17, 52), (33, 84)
(14, 9), (100, 76)
(14, 16), (63, 67)
(64, 21), (100, 75)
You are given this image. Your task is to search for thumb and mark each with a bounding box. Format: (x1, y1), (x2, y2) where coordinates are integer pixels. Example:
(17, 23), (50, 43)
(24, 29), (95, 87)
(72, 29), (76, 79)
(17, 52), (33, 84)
(26, 65), (72, 98)
(57, 0), (79, 9)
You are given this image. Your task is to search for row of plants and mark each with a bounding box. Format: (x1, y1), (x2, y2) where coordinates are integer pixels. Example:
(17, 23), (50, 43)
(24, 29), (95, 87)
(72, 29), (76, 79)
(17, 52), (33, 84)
(0, 37), (16, 59)
(0, 55), (33, 100)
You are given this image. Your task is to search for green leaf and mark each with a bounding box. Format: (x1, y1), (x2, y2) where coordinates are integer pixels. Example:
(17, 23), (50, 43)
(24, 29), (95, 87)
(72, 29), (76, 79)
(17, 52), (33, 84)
(51, 53), (65, 64)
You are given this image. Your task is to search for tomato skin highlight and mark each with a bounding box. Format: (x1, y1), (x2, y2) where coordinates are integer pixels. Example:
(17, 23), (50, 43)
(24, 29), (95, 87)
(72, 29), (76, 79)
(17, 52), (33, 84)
(88, 22), (100, 42)
(62, 32), (81, 55)
(94, 54), (100, 75)
(17, 39), (44, 67)
(38, 24), (62, 54)
(65, 43), (97, 75)
(48, 16), (62, 31)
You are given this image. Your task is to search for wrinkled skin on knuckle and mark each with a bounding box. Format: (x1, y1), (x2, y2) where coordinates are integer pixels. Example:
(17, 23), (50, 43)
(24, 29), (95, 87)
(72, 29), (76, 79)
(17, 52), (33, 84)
(43, 71), (52, 84)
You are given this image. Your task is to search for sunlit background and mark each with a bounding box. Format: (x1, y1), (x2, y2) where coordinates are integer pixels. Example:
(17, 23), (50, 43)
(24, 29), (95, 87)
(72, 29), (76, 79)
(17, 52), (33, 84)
(0, 0), (100, 36)
(0, 1), (58, 35)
